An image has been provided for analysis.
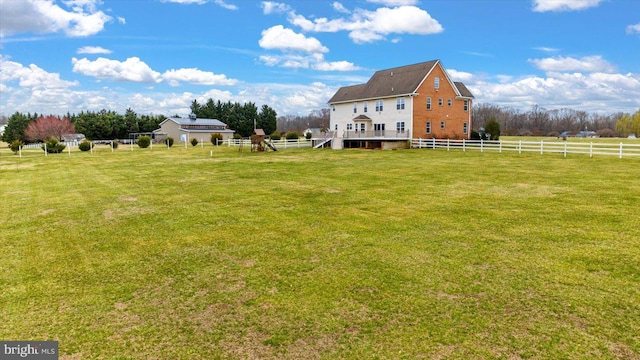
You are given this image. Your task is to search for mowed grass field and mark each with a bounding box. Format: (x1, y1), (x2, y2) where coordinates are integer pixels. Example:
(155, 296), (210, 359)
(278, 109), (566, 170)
(1, 143), (639, 359)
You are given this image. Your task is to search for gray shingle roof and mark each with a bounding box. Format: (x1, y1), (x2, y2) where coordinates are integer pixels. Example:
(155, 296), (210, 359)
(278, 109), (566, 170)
(167, 117), (228, 127)
(328, 60), (474, 104)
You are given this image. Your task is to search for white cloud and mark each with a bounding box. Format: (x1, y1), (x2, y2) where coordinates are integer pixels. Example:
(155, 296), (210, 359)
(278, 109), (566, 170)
(289, 6), (443, 44)
(162, 68), (238, 86)
(259, 25), (329, 53)
(72, 57), (163, 83)
(212, 0), (238, 10)
(117, 16), (126, 24)
(258, 53), (360, 72)
(77, 46), (112, 54)
(528, 56), (616, 73)
(532, 0), (604, 12)
(533, 46), (560, 52)
(466, 70), (640, 113)
(160, 0), (237, 9)
(626, 23), (640, 35)
(261, 1), (290, 14)
(0, 0), (112, 37)
(0, 55), (78, 89)
(332, 2), (350, 14)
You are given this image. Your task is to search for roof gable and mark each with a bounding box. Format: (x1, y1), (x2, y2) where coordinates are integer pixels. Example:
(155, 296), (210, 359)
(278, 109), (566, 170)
(328, 60), (438, 103)
(328, 59), (474, 104)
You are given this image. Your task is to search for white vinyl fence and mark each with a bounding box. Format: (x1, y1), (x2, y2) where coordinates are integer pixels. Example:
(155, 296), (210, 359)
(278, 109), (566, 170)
(411, 138), (640, 158)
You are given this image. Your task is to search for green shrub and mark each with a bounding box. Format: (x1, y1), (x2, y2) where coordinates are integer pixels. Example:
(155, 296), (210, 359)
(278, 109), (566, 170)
(285, 131), (299, 140)
(43, 137), (66, 153)
(79, 140), (92, 152)
(9, 140), (24, 154)
(305, 131), (312, 140)
(137, 135), (151, 148)
(270, 133), (281, 141)
(111, 140), (119, 149)
(166, 137), (174, 148)
(233, 133), (242, 139)
(210, 133), (223, 146)
(190, 138), (199, 146)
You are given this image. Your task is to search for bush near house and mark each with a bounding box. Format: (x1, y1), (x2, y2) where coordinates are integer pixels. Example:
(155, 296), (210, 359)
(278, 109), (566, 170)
(285, 131), (299, 140)
(9, 140), (24, 154)
(43, 137), (66, 153)
(137, 136), (151, 148)
(79, 140), (92, 152)
(270, 133), (281, 141)
(191, 138), (199, 146)
(166, 137), (174, 148)
(210, 133), (222, 146)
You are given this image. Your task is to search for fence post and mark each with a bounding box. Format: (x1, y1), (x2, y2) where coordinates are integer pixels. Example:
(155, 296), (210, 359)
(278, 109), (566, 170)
(619, 143), (623, 159)
(131, 142), (133, 151)
(68, 144), (71, 156)
(446, 138), (450, 151)
(19, 146), (22, 158)
(90, 141), (93, 154)
(590, 142), (593, 158)
(111, 141), (114, 152)
(499, 140), (502, 153)
(540, 140), (543, 155)
(564, 142), (567, 158)
(201, 139), (204, 148)
(432, 138), (436, 149)
(463, 138), (466, 152)
(44, 143), (47, 157)
(480, 139), (483, 153)
(519, 140), (522, 155)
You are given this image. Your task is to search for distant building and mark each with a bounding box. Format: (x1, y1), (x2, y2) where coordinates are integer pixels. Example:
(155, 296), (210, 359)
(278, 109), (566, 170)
(153, 114), (235, 143)
(328, 59), (474, 149)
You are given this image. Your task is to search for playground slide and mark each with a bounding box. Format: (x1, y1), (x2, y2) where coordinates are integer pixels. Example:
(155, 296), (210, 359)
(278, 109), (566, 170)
(265, 141), (278, 151)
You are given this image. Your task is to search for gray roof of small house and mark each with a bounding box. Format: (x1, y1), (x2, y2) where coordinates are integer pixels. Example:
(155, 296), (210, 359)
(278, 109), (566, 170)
(328, 60), (474, 104)
(165, 117), (228, 127)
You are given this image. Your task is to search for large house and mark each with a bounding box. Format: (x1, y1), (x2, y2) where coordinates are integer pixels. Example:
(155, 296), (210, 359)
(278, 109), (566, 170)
(327, 60), (474, 149)
(153, 114), (235, 143)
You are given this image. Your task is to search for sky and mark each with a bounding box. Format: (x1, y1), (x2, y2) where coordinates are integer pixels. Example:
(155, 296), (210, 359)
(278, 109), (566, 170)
(1, 0), (639, 119)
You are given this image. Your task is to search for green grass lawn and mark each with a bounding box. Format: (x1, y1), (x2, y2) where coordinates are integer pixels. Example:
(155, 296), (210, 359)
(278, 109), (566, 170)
(1, 144), (639, 359)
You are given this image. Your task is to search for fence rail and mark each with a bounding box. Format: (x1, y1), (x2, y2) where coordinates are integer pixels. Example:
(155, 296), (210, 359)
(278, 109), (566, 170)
(411, 138), (640, 158)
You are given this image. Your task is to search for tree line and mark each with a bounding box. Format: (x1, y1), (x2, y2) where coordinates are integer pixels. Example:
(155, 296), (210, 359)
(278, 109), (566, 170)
(2, 99), (280, 143)
(473, 104), (640, 137)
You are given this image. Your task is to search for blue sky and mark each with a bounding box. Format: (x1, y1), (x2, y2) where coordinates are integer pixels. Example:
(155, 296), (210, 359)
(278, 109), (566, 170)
(1, 0), (639, 118)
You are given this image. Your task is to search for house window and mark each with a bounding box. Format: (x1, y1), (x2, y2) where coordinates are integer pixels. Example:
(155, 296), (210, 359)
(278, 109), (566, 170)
(335, 124), (338, 131)
(360, 123), (366, 132)
(448, 98), (452, 106)
(374, 123), (385, 136)
(438, 98), (443, 106)
(463, 122), (468, 134)
(375, 100), (384, 112)
(426, 121), (431, 134)
(396, 121), (405, 133)
(434, 77), (440, 89)
(396, 98), (405, 110)
(441, 120), (446, 129)
(464, 100), (469, 112)
(353, 102), (357, 114)
(346, 123), (353, 131)
(364, 102), (368, 113)
(332, 105), (335, 111)
(426, 97), (432, 110)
